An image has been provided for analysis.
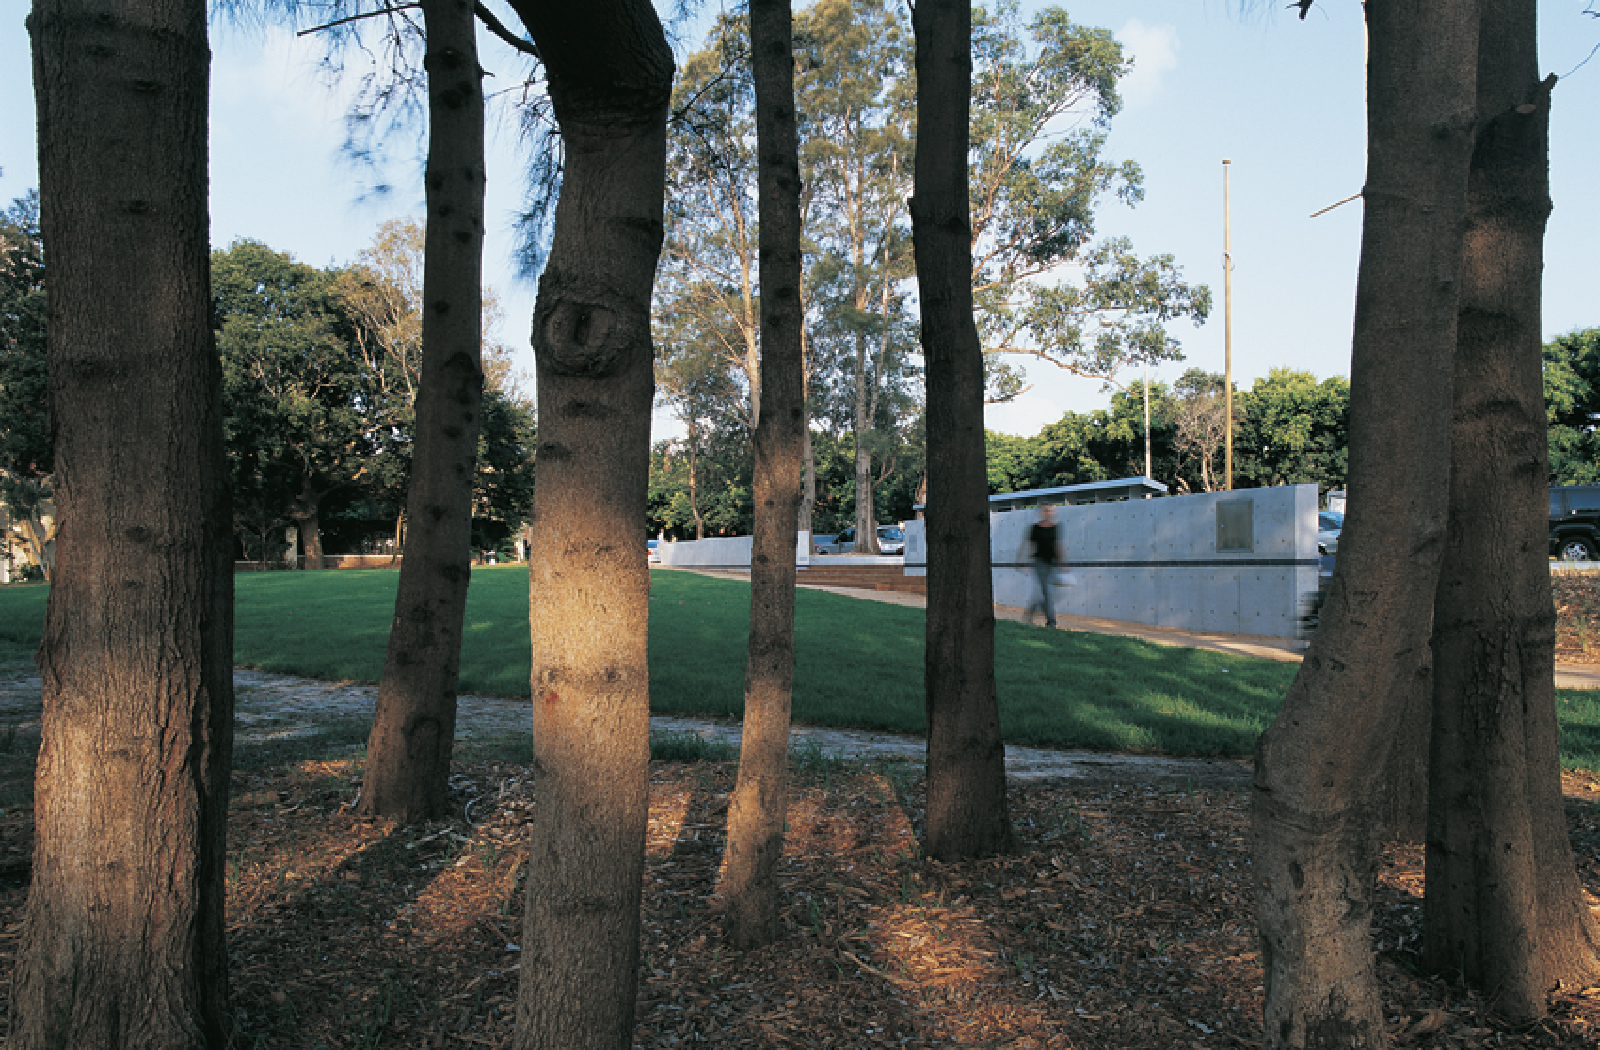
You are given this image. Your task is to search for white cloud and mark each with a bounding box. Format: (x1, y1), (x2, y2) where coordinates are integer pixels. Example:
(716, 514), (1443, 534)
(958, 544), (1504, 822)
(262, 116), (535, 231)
(1116, 19), (1180, 111)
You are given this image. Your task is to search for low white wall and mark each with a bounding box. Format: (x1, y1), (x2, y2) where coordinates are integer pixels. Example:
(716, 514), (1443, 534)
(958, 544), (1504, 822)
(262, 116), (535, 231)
(906, 485), (1319, 639)
(656, 532), (812, 569)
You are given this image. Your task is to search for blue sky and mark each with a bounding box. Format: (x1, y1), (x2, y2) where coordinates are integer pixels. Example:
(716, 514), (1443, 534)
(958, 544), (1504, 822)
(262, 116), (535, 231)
(2, 1), (1596, 437)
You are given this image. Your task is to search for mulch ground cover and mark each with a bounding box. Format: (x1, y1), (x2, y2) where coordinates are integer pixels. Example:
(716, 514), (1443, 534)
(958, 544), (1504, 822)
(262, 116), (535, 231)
(1555, 574), (1600, 666)
(3, 754), (1600, 1048)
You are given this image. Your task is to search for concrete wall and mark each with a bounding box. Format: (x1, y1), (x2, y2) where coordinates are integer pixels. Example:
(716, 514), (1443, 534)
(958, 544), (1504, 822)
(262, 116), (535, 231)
(655, 532), (814, 569)
(905, 484), (1320, 639)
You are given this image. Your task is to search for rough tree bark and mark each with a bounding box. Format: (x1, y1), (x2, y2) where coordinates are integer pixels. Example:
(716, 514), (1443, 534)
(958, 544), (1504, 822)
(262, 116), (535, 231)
(1424, 0), (1600, 1018)
(13, 0), (234, 1045)
(723, 0), (806, 949)
(1250, 1), (1479, 1045)
(501, 3), (672, 1048)
(292, 485), (325, 568)
(360, 0), (487, 822)
(911, 0), (1015, 861)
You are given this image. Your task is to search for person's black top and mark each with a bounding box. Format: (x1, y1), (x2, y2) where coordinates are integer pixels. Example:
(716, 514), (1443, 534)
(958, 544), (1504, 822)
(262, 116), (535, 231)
(1029, 521), (1058, 566)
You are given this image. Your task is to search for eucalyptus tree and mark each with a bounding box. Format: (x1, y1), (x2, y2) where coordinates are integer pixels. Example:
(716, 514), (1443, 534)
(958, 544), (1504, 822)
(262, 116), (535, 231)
(968, 3), (1209, 398)
(1170, 369), (1229, 493)
(797, 0), (917, 553)
(15, 0), (234, 1044)
(659, 15), (764, 428)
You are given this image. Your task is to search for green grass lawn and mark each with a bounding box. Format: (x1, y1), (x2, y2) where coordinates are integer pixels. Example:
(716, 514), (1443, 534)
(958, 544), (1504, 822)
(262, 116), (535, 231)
(6, 566), (1600, 768)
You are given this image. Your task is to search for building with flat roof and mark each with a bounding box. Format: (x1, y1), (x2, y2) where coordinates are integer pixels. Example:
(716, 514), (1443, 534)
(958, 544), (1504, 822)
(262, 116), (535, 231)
(915, 477), (1168, 517)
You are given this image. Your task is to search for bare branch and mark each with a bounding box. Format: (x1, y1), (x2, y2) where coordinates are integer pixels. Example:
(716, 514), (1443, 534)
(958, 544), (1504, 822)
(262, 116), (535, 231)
(297, 3), (421, 38)
(475, 2), (539, 58)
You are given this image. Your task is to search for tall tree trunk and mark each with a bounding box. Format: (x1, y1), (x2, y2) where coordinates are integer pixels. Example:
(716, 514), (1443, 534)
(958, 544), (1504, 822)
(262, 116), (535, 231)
(1250, 2), (1478, 1045)
(294, 484), (324, 569)
(799, 326), (816, 537)
(501, 3), (672, 1048)
(853, 331), (879, 553)
(1424, 0), (1600, 1017)
(687, 422), (705, 540)
(14, 0), (234, 1045)
(723, 0), (805, 950)
(911, 0), (1014, 861)
(360, 0), (487, 822)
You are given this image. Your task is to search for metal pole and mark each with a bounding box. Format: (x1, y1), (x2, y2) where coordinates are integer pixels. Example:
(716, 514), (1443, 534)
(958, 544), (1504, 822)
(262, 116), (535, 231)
(1143, 362), (1152, 480)
(1223, 158), (1233, 491)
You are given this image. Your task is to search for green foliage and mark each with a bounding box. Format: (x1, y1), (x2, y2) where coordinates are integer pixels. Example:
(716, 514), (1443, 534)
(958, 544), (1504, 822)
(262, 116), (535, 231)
(214, 239), (403, 555)
(213, 235), (536, 559)
(0, 190), (47, 490)
(472, 387), (536, 553)
(0, 190), (53, 576)
(1233, 368), (1349, 492)
(1545, 328), (1600, 485)
(987, 367), (1349, 497)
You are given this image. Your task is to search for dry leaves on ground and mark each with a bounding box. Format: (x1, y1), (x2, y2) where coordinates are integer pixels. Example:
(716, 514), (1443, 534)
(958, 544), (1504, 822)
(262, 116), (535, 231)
(1554, 574), (1600, 665)
(4, 756), (1600, 1048)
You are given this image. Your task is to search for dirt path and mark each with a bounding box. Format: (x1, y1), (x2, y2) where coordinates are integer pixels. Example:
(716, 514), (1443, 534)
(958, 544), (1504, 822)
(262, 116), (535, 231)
(0, 666), (1249, 785)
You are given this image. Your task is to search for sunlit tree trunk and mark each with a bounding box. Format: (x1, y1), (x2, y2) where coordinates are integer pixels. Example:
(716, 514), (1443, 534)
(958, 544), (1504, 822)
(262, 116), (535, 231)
(1250, 1), (1478, 1045)
(1424, 0), (1600, 1018)
(911, 0), (1014, 861)
(723, 0), (805, 949)
(360, 0), (486, 821)
(502, 3), (672, 1047)
(13, 0), (234, 1044)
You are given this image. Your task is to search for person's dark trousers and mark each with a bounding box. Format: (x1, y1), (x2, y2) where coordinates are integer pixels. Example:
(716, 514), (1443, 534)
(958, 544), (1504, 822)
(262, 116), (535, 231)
(1031, 558), (1056, 628)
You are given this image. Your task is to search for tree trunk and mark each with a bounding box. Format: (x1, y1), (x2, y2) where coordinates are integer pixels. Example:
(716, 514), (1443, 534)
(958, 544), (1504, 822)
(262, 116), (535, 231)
(853, 330), (880, 554)
(1424, 0), (1600, 1017)
(800, 411), (816, 536)
(799, 313), (816, 537)
(13, 0), (234, 1045)
(687, 421), (705, 540)
(360, 0), (486, 822)
(911, 0), (1014, 862)
(723, 0), (805, 950)
(294, 485), (324, 569)
(1250, 2), (1478, 1045)
(501, 4), (672, 1048)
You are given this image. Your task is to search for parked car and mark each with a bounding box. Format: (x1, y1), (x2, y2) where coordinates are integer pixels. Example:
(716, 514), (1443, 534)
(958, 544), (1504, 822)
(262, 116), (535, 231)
(1317, 510), (1343, 556)
(1551, 486), (1600, 561)
(815, 524), (905, 555)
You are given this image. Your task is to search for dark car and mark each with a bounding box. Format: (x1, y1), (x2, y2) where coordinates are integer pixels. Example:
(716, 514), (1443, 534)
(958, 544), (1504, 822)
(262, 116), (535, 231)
(1550, 486), (1600, 561)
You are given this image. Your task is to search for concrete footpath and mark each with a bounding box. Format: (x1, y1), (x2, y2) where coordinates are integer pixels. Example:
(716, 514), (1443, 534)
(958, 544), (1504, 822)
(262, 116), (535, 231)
(679, 568), (1600, 691)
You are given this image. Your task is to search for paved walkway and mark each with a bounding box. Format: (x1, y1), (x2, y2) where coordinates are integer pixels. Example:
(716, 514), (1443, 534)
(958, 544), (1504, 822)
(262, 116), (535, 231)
(767, 571), (1600, 691)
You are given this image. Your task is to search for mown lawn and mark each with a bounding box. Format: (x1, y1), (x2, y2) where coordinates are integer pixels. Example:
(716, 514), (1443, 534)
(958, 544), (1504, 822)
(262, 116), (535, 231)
(5, 566), (1600, 767)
